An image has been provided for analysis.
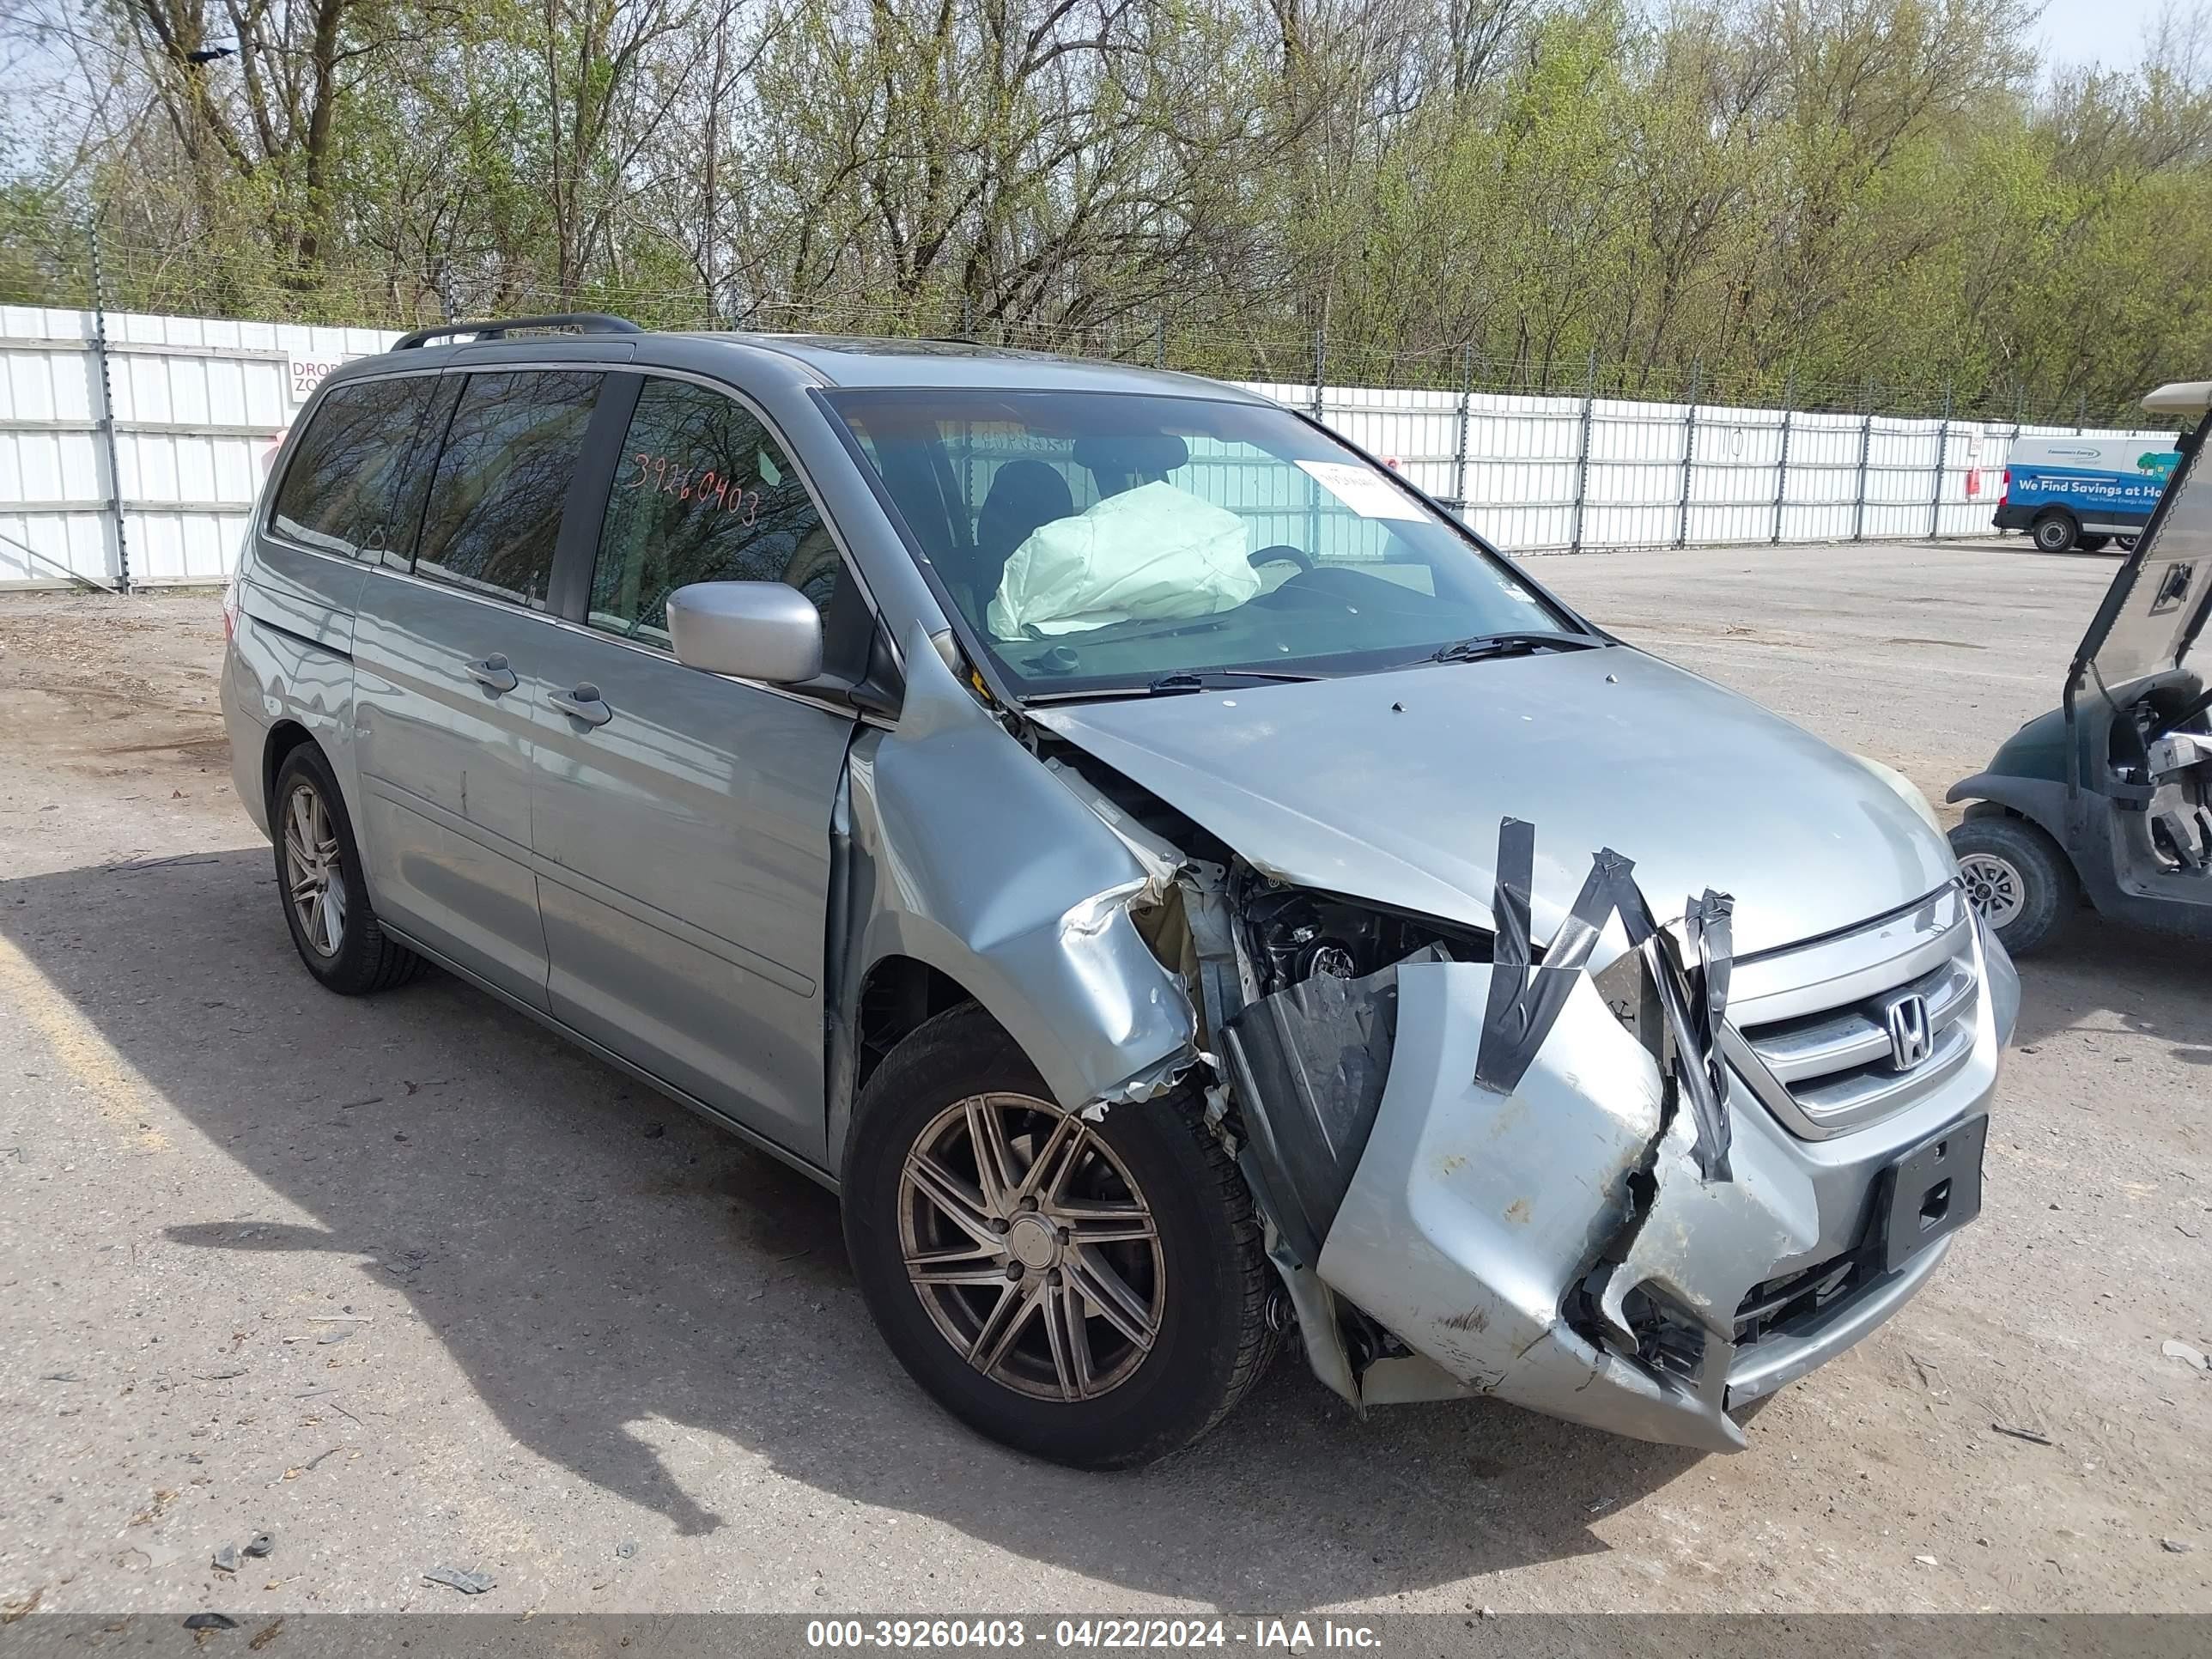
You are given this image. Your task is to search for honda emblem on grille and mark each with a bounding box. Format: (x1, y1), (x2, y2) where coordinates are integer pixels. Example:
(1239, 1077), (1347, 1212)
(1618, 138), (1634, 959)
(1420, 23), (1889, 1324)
(1885, 993), (1933, 1070)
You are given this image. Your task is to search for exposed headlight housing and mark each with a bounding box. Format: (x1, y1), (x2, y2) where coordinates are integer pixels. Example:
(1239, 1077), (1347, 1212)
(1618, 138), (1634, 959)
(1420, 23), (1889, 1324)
(1237, 883), (1484, 997)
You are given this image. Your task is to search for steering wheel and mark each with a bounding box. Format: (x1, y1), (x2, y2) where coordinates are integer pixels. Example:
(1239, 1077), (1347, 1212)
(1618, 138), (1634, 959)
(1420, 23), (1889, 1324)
(1249, 544), (1314, 574)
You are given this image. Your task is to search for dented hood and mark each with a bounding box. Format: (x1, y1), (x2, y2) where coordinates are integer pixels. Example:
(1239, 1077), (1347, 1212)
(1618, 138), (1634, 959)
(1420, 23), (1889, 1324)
(1030, 646), (1954, 957)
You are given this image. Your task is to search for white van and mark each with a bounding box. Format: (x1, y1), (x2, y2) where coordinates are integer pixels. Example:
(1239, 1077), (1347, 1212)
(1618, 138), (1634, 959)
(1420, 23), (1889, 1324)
(1995, 434), (2179, 553)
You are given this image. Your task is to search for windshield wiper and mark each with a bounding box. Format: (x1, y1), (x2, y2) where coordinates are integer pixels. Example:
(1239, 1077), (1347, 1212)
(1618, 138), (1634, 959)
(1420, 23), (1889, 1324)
(1427, 630), (1602, 665)
(1021, 667), (1322, 705)
(1144, 668), (1321, 694)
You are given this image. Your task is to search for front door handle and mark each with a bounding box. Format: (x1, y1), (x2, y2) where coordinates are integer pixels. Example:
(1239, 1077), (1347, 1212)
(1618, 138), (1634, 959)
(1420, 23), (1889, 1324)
(547, 683), (613, 728)
(465, 653), (518, 694)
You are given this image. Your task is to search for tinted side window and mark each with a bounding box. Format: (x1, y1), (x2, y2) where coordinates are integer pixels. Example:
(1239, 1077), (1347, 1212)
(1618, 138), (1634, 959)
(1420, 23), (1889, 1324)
(270, 375), (444, 560)
(588, 377), (842, 646)
(415, 370), (602, 607)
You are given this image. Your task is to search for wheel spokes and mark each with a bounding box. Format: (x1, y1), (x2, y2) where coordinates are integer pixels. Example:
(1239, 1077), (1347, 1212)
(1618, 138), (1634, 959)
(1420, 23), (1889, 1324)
(899, 1091), (1164, 1402)
(320, 876), (347, 951)
(1060, 1200), (1158, 1247)
(1065, 1246), (1158, 1353)
(904, 1150), (1000, 1249)
(1012, 1110), (1085, 1206)
(903, 1243), (1006, 1286)
(1039, 1274), (1096, 1401)
(968, 1276), (1045, 1375)
(964, 1097), (1020, 1212)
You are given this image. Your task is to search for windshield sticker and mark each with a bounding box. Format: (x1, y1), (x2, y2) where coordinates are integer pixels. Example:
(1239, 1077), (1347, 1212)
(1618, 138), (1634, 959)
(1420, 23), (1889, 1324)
(1294, 459), (1429, 521)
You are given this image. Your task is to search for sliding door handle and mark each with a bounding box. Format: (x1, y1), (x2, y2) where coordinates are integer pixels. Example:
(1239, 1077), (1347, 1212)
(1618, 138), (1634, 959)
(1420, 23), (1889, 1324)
(546, 684), (613, 728)
(465, 653), (518, 694)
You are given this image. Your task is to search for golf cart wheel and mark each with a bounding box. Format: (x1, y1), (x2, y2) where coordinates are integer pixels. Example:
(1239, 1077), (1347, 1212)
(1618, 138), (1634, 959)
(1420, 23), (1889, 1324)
(2078, 533), (2112, 554)
(842, 1004), (1275, 1469)
(1950, 815), (2077, 957)
(2032, 512), (2079, 554)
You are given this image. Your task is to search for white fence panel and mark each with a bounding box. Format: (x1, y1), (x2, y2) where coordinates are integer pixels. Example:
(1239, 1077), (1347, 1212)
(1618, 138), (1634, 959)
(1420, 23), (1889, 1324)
(1457, 392), (1585, 552)
(0, 305), (2181, 586)
(1779, 413), (1863, 543)
(1582, 399), (1689, 550)
(1686, 404), (1786, 548)
(1319, 386), (1460, 505)
(0, 307), (397, 588)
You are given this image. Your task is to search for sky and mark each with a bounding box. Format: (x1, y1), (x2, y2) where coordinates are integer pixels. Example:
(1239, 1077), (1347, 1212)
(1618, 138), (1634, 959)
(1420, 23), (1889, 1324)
(2033, 0), (2186, 69)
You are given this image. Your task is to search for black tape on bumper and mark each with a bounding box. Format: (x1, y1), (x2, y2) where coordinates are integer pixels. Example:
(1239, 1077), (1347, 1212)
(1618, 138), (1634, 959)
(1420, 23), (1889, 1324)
(1474, 817), (1736, 1183)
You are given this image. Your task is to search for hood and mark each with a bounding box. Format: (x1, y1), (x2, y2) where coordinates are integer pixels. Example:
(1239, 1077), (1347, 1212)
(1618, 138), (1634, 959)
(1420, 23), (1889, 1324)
(1030, 647), (1954, 957)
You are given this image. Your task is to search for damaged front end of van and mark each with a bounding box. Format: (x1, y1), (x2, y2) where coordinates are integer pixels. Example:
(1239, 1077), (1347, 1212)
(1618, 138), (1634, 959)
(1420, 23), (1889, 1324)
(842, 630), (2013, 1455)
(1149, 821), (2001, 1455)
(1211, 837), (1827, 1453)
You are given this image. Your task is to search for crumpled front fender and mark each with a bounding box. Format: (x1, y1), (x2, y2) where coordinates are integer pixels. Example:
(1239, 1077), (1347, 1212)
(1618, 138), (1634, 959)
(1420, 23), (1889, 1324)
(828, 628), (1199, 1164)
(1316, 960), (1815, 1453)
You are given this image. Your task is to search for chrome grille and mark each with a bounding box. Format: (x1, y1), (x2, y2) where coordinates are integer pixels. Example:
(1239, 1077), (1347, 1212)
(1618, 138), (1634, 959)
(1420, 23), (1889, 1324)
(1722, 886), (1983, 1139)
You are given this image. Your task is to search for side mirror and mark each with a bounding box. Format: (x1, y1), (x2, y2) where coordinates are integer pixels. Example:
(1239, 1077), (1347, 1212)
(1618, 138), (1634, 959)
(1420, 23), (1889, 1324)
(665, 582), (823, 684)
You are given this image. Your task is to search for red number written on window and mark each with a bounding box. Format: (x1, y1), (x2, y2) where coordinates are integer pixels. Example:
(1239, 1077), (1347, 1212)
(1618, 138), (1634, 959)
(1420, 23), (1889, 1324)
(623, 452), (759, 525)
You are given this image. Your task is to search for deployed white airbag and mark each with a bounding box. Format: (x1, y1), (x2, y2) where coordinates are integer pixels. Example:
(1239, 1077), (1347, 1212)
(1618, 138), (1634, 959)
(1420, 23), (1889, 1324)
(987, 481), (1261, 637)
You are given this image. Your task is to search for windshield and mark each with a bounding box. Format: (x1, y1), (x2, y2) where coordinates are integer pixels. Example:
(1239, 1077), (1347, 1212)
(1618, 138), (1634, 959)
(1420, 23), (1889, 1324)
(822, 388), (1582, 697)
(2081, 415), (2210, 689)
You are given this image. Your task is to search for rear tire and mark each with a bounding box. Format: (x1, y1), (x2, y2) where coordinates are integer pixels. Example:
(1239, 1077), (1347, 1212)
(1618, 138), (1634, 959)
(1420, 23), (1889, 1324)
(2032, 512), (2079, 555)
(270, 744), (425, 995)
(842, 1004), (1275, 1469)
(1950, 815), (2077, 957)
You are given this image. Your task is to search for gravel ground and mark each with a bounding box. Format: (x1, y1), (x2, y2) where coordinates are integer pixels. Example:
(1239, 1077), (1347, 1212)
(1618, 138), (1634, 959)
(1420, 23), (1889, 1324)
(0, 538), (2207, 1620)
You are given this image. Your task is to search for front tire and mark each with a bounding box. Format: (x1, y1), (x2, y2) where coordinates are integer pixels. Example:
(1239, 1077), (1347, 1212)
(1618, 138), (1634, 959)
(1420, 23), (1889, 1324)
(270, 745), (425, 994)
(1950, 815), (2077, 957)
(842, 1005), (1275, 1469)
(2032, 512), (2079, 555)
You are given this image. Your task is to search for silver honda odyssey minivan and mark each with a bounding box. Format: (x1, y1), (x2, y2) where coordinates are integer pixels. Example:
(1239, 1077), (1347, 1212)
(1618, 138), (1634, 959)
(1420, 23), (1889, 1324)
(220, 315), (2016, 1468)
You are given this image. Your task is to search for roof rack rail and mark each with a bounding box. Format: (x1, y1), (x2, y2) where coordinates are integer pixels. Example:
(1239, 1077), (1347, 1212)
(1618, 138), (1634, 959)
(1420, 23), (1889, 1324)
(392, 312), (643, 350)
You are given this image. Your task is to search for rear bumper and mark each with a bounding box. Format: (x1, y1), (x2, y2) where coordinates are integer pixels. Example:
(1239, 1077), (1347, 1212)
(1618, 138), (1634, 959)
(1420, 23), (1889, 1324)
(1310, 921), (2003, 1453)
(219, 638), (271, 839)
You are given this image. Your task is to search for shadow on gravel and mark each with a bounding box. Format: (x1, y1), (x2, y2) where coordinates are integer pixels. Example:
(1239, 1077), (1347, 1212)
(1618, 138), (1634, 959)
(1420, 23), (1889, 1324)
(1, 848), (1703, 1606)
(2008, 922), (2212, 1063)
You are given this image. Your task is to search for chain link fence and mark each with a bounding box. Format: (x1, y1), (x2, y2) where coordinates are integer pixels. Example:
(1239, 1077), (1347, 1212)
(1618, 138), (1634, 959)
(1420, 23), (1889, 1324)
(0, 222), (2181, 589)
(0, 221), (2157, 430)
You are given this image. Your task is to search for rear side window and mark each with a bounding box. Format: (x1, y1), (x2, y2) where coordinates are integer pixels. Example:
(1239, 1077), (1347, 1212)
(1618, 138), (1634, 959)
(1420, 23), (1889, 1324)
(414, 370), (602, 608)
(270, 375), (445, 560)
(587, 376), (842, 646)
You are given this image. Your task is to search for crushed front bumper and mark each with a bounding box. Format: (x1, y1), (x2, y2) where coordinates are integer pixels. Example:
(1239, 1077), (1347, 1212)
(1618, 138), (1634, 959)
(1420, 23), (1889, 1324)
(1280, 921), (2002, 1453)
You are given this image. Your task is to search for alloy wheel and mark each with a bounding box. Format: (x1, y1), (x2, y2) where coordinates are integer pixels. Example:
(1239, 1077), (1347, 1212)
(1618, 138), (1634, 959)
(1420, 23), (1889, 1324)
(896, 1092), (1164, 1403)
(283, 781), (348, 957)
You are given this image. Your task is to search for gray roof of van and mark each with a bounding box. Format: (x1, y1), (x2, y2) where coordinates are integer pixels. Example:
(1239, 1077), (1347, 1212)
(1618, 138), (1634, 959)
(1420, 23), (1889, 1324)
(675, 332), (1272, 401)
(355, 326), (1275, 404)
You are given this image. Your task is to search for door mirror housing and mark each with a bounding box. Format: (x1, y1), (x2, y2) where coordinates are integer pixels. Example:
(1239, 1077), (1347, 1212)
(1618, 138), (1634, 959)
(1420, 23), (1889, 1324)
(666, 582), (824, 684)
